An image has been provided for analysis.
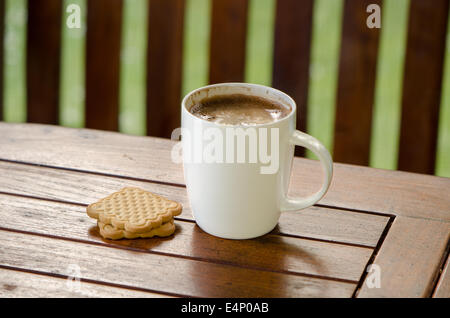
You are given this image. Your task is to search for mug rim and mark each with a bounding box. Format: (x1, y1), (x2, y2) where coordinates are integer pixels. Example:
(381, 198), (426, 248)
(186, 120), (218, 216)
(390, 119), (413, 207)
(181, 82), (297, 128)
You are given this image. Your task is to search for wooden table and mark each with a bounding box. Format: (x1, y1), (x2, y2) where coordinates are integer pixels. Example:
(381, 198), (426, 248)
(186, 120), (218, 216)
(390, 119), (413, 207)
(0, 122), (448, 298)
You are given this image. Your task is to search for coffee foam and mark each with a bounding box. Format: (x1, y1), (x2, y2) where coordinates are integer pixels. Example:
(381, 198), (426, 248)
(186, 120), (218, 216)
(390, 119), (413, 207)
(190, 94), (291, 125)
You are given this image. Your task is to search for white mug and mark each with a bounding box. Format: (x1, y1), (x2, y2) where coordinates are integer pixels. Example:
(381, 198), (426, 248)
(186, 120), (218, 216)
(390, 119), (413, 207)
(181, 83), (333, 239)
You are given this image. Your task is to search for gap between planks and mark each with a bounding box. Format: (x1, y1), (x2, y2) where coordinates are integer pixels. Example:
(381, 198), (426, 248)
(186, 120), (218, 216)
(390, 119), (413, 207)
(0, 200), (363, 284)
(0, 189), (376, 250)
(0, 226), (359, 285)
(0, 264), (184, 298)
(430, 236), (450, 297)
(0, 228), (357, 297)
(0, 158), (395, 219)
(1, 123), (448, 222)
(355, 216), (450, 297)
(0, 158), (390, 247)
(352, 215), (396, 298)
(0, 158), (387, 294)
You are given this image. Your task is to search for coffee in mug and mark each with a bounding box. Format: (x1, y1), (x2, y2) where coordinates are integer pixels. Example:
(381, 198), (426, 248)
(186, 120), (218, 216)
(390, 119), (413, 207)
(181, 83), (333, 239)
(189, 94), (291, 125)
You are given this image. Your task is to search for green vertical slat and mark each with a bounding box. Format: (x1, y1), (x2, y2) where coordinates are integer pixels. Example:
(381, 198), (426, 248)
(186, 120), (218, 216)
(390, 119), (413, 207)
(182, 0), (210, 97)
(4, 0), (26, 122)
(119, 0), (148, 135)
(306, 0), (344, 158)
(435, 5), (450, 178)
(370, 0), (410, 171)
(245, 0), (275, 86)
(60, 0), (86, 128)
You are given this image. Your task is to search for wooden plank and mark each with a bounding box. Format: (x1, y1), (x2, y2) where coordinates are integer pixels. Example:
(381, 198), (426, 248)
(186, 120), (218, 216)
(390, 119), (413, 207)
(26, 0), (62, 124)
(0, 0), (4, 121)
(272, 0), (313, 156)
(357, 217), (450, 297)
(398, 0), (450, 174)
(85, 0), (123, 131)
(0, 123), (449, 221)
(0, 193), (372, 282)
(209, 0), (248, 83)
(0, 123), (184, 183)
(0, 267), (169, 297)
(146, 0), (185, 138)
(0, 161), (388, 247)
(1, 124), (449, 297)
(289, 158), (450, 221)
(433, 252), (450, 298)
(333, 0), (381, 165)
(279, 207), (386, 248)
(0, 230), (356, 297)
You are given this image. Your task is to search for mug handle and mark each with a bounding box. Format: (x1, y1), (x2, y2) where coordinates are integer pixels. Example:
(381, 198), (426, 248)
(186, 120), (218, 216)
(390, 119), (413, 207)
(280, 130), (333, 212)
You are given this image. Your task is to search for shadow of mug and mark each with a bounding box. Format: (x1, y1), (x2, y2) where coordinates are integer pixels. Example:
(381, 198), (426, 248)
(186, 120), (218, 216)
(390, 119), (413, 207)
(187, 224), (330, 297)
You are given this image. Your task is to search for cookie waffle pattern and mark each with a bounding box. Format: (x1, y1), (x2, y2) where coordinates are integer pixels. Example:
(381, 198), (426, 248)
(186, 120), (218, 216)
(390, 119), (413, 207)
(98, 220), (175, 240)
(87, 187), (182, 234)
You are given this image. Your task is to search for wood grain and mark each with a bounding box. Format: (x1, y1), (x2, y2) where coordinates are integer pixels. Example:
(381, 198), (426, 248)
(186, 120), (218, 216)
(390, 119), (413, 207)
(209, 0), (248, 83)
(0, 161), (388, 247)
(26, 0), (62, 124)
(146, 0), (185, 138)
(0, 194), (372, 282)
(85, 0), (123, 131)
(272, 0), (313, 156)
(333, 0), (381, 165)
(289, 159), (450, 221)
(0, 123), (448, 221)
(0, 123), (448, 297)
(398, 0), (450, 174)
(0, 267), (169, 297)
(433, 252), (450, 298)
(357, 216), (450, 297)
(0, 230), (356, 297)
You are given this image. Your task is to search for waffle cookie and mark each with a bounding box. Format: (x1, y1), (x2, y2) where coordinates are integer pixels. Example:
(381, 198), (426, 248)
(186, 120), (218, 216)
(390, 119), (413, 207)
(98, 220), (175, 240)
(87, 187), (182, 239)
